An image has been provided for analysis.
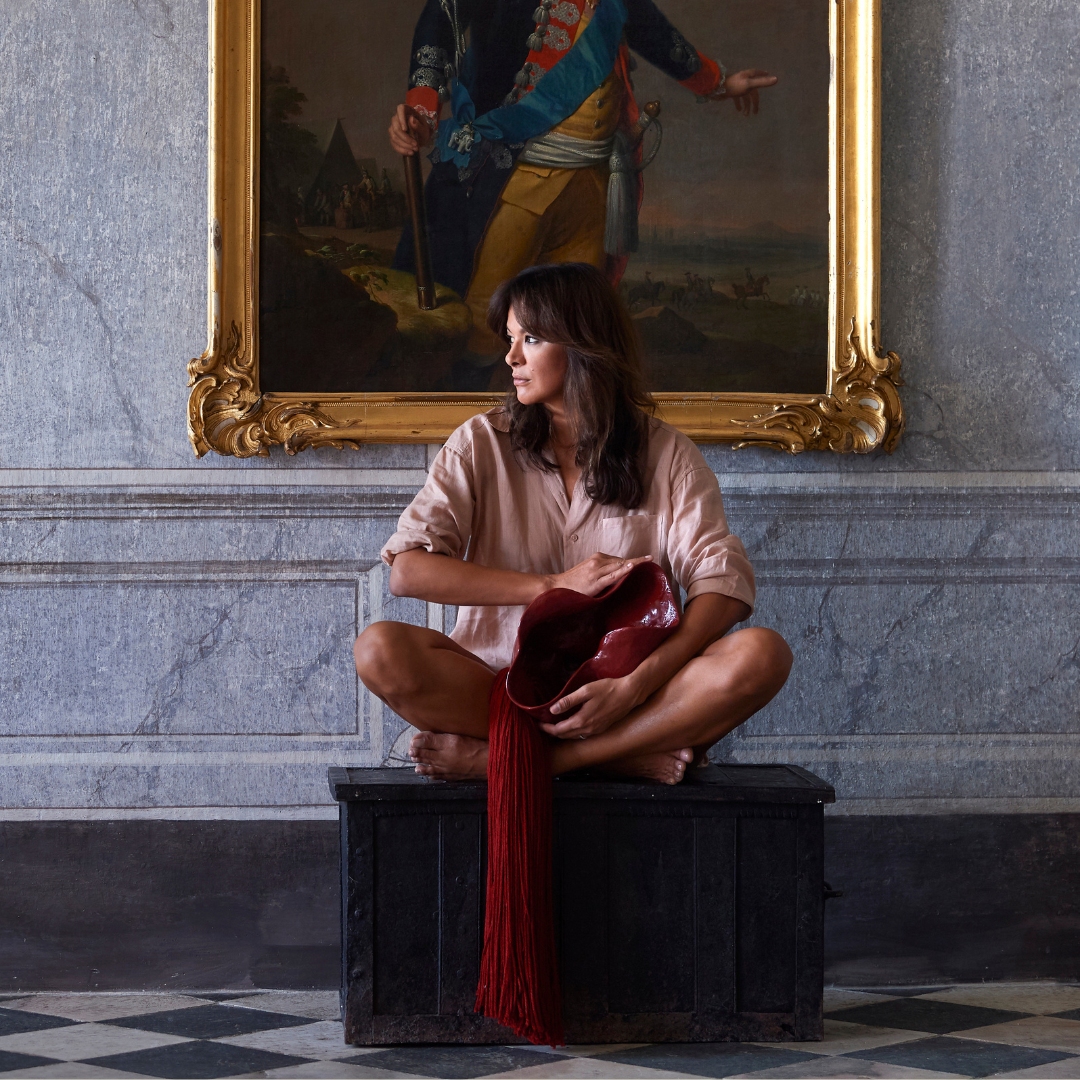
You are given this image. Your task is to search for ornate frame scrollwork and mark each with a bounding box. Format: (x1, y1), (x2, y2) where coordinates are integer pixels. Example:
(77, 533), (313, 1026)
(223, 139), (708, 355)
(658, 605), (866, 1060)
(189, 0), (902, 455)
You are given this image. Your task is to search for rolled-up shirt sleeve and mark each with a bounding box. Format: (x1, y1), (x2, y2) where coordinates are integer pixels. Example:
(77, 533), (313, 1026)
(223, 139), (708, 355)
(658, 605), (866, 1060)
(668, 464), (756, 613)
(381, 443), (474, 565)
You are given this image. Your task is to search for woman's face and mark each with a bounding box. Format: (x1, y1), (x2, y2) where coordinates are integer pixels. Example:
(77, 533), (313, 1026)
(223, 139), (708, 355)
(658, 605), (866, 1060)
(505, 306), (568, 410)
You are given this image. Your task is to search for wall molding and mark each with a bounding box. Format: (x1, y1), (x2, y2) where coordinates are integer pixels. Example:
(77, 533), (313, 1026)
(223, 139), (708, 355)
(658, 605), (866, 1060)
(0, 806), (340, 821)
(827, 797), (1080, 816)
(0, 559), (376, 584)
(2, 468), (1080, 490)
(2, 481), (1079, 523)
(752, 556), (1080, 586)
(2, 556), (1075, 587)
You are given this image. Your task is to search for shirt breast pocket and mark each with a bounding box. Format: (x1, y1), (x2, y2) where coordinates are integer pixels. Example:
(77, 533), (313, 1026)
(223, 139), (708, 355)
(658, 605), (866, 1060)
(597, 514), (663, 561)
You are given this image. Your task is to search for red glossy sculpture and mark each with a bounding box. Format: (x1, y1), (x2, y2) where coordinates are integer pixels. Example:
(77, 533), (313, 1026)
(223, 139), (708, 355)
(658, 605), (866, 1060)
(507, 560), (681, 720)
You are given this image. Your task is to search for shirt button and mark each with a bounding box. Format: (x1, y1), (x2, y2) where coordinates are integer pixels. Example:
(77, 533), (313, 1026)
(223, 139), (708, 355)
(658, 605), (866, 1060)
(595, 98), (605, 107)
(593, 120), (602, 128)
(570, 533), (579, 542)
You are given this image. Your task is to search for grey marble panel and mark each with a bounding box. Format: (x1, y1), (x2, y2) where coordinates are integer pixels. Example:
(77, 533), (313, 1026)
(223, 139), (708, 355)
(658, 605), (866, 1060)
(0, 579), (361, 737)
(742, 581), (1080, 739)
(1, 0), (206, 469)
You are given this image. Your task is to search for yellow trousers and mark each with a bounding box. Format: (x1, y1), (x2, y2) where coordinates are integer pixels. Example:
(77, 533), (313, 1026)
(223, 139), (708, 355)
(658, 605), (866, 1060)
(464, 164), (608, 354)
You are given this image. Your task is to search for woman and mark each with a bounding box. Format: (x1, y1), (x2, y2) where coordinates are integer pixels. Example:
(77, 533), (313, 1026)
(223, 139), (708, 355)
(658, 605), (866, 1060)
(355, 263), (792, 783)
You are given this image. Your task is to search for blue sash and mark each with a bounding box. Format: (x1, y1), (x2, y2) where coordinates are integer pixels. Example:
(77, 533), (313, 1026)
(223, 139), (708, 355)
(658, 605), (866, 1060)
(436, 0), (628, 170)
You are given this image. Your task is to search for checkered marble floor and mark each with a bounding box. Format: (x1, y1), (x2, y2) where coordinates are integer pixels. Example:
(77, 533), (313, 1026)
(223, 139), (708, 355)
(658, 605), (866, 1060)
(2, 985), (1080, 1079)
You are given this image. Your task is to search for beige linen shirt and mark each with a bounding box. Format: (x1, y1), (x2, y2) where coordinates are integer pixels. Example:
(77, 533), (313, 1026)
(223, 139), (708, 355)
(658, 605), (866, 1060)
(381, 410), (756, 672)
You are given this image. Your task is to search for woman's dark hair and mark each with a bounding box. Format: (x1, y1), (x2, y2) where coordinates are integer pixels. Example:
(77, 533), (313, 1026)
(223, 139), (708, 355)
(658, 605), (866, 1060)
(487, 262), (655, 509)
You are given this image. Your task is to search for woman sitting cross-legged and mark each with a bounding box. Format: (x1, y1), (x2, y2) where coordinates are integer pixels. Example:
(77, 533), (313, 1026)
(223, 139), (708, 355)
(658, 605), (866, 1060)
(354, 262), (792, 784)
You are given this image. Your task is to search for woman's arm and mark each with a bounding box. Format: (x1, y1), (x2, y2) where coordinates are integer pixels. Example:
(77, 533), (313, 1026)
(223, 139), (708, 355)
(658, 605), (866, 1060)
(539, 592), (751, 739)
(389, 548), (654, 606)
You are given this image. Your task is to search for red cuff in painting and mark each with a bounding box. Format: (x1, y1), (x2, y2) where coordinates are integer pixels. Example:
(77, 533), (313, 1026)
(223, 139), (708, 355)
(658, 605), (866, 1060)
(679, 53), (723, 96)
(405, 87), (440, 130)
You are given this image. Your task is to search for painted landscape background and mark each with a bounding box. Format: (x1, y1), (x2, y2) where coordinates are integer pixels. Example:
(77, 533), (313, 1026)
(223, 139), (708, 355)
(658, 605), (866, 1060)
(259, 0), (830, 395)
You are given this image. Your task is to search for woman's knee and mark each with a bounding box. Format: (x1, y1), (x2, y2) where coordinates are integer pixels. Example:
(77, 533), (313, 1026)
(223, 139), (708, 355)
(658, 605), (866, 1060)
(737, 627), (793, 697)
(353, 621), (423, 697)
(707, 626), (793, 700)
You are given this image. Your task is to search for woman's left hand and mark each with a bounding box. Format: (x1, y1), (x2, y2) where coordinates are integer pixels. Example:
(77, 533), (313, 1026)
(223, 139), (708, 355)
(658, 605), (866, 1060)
(538, 675), (644, 740)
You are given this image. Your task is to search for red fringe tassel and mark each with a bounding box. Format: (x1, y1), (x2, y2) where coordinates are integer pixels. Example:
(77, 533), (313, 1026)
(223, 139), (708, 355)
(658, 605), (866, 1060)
(475, 671), (565, 1047)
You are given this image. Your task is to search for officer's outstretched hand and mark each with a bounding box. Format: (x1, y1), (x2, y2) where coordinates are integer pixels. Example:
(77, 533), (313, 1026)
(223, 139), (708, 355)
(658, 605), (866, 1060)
(389, 105), (435, 156)
(709, 69), (779, 116)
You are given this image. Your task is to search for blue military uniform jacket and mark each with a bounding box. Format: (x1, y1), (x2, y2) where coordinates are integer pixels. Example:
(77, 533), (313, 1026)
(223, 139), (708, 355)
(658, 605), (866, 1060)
(393, 0), (711, 300)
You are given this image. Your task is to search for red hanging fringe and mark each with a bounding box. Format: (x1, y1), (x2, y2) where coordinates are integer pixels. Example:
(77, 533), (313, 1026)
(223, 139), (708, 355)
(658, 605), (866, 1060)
(475, 670), (565, 1047)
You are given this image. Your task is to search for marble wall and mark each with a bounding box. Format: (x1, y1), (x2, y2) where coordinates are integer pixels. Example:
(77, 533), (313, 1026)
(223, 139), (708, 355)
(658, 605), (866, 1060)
(2, 0), (1079, 828)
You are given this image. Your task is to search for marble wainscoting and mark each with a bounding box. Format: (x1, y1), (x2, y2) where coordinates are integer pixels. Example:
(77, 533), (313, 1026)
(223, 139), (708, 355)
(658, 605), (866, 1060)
(715, 473), (1080, 816)
(0, 472), (425, 817)
(0, 468), (1078, 988)
(2, 469), (1078, 818)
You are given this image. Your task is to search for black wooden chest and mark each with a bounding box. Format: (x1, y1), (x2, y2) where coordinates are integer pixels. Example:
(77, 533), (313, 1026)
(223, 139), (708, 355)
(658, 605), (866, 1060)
(329, 764), (835, 1046)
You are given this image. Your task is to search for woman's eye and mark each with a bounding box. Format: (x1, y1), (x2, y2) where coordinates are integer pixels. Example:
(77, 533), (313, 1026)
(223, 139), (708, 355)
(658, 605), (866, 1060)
(524, 335), (539, 345)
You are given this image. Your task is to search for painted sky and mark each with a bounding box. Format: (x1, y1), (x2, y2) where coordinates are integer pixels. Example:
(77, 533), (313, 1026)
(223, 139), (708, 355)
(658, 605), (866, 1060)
(262, 0), (830, 234)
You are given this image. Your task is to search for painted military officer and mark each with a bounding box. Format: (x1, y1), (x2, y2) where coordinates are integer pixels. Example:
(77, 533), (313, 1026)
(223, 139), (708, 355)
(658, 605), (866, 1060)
(388, 0), (776, 366)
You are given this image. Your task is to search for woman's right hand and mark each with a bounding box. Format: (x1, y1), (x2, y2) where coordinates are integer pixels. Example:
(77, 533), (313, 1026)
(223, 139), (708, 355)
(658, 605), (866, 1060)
(545, 554), (651, 598)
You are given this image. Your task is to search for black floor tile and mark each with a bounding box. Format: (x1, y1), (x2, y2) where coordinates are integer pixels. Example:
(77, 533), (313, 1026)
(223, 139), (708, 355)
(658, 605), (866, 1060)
(850, 986), (951, 997)
(824, 997), (1031, 1033)
(85, 1039), (311, 1079)
(351, 1046), (557, 1078)
(105, 1002), (314, 1039)
(1053, 1007), (1080, 1021)
(184, 992), (263, 1001)
(0, 1007), (79, 1037)
(593, 1043), (819, 1078)
(846, 1035), (1075, 1078)
(0, 1049), (61, 1074)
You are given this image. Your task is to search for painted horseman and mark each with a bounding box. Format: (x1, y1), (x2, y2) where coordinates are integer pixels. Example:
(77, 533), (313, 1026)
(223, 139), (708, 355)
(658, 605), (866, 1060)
(389, 0), (776, 365)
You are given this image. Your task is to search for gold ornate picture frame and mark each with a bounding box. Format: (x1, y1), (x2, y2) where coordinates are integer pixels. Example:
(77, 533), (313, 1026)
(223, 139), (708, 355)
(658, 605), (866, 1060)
(189, 0), (902, 456)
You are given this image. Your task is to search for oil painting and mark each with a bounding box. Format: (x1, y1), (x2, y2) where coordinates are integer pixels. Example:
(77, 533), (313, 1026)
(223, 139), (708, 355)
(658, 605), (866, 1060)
(258, 0), (829, 396)
(189, 0), (901, 454)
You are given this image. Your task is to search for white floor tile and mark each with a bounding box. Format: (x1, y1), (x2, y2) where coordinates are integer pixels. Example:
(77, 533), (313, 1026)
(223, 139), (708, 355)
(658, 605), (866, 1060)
(923, 985), (1080, 1017)
(824, 989), (902, 1013)
(239, 1064), (416, 1079)
(963, 1017), (1080, 1053)
(485, 1059), (687, 1078)
(991, 1059), (1080, 1078)
(729, 1058), (968, 1078)
(0, 1064), (153, 1079)
(520, 1043), (652, 1058)
(755, 1019), (928, 1057)
(0, 1022), (190, 1060)
(4, 993), (207, 1022)
(227, 991), (342, 1021)
(216, 1019), (353, 1059)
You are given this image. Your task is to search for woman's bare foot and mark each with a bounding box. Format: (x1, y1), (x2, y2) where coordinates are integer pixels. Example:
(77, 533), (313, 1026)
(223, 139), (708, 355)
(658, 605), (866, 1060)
(410, 731), (489, 780)
(603, 747), (694, 785)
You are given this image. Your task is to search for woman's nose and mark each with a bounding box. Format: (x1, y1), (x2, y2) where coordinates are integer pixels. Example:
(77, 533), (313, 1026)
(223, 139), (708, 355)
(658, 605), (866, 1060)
(506, 341), (523, 366)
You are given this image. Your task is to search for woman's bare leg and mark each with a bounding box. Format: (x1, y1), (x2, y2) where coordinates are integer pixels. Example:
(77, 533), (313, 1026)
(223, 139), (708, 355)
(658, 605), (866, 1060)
(354, 622), (791, 784)
(549, 627), (792, 777)
(353, 621), (494, 737)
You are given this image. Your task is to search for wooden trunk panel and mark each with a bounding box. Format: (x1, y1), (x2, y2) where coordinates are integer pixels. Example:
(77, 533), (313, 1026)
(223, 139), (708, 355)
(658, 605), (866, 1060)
(335, 766), (832, 1045)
